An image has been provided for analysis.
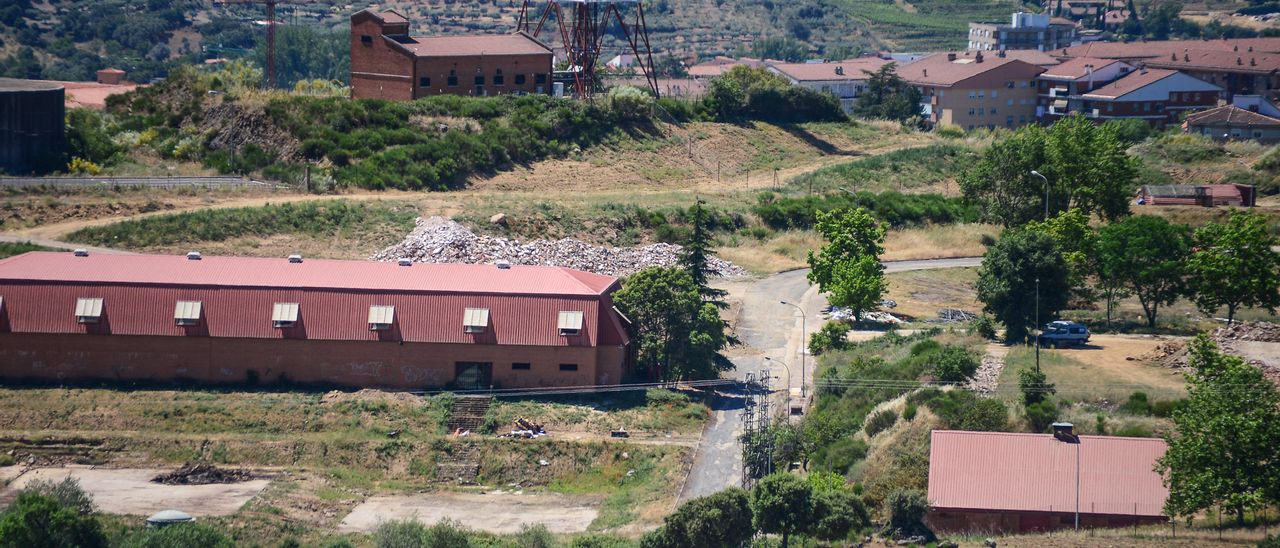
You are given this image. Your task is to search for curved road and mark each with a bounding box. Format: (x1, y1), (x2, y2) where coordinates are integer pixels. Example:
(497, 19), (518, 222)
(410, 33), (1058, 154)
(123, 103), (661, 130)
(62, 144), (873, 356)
(679, 257), (982, 500)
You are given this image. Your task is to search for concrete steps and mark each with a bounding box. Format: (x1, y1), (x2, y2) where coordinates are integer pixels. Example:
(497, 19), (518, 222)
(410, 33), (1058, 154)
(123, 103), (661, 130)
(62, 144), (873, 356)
(435, 443), (481, 485)
(445, 396), (492, 434)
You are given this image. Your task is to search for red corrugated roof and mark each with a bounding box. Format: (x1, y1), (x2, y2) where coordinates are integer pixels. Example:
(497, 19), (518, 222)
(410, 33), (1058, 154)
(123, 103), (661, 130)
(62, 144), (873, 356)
(769, 58), (892, 82)
(0, 253), (628, 347)
(1080, 68), (1178, 99)
(394, 33), (551, 57)
(928, 430), (1168, 517)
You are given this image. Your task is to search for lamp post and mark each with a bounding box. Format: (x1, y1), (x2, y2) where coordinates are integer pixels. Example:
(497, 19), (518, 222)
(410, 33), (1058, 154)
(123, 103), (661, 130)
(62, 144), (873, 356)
(780, 300), (807, 399)
(764, 357), (792, 411)
(1035, 276), (1041, 373)
(1031, 170), (1050, 221)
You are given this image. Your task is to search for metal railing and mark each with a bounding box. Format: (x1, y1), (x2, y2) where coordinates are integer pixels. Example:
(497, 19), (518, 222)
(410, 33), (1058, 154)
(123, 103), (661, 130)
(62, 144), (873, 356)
(0, 176), (286, 189)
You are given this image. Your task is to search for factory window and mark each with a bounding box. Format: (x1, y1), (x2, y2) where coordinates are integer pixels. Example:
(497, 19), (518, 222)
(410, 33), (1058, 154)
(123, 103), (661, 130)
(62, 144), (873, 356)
(512, 362), (531, 371)
(515, 73), (526, 85)
(494, 69), (504, 86)
(463, 307), (490, 333)
(1006, 80), (1015, 88)
(559, 363), (578, 372)
(448, 70), (458, 87)
(272, 302), (299, 328)
(475, 74), (485, 86)
(75, 297), (104, 324)
(990, 107), (998, 116)
(368, 305), (395, 331)
(419, 76), (430, 87)
(360, 35), (372, 45)
(558, 310), (584, 336)
(535, 73), (547, 84)
(174, 300), (202, 326)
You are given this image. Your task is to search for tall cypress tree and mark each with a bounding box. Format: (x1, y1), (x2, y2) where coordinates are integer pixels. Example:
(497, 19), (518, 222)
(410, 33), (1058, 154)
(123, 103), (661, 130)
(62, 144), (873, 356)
(680, 198), (729, 308)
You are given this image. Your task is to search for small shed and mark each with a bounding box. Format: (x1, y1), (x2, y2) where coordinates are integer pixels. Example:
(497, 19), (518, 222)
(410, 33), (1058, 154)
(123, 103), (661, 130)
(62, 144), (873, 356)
(1137, 184), (1255, 207)
(1137, 185), (1198, 205)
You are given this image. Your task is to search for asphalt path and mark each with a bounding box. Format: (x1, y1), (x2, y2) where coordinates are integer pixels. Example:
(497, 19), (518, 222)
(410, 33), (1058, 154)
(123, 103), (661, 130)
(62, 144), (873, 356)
(679, 256), (982, 500)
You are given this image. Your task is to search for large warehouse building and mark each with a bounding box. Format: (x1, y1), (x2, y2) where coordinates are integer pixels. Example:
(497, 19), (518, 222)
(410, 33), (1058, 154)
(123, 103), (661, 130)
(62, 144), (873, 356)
(0, 252), (630, 389)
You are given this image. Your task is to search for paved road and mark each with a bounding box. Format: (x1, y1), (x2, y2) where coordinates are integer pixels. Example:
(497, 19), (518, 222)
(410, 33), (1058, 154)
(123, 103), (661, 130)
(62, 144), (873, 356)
(680, 257), (981, 500)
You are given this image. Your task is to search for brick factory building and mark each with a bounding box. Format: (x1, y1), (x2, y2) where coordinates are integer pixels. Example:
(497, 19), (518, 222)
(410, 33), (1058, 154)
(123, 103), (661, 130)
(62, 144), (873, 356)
(350, 9), (553, 101)
(0, 252), (629, 390)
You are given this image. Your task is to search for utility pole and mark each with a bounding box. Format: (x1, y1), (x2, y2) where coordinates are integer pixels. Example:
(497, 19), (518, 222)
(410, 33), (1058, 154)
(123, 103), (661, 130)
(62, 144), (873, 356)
(1031, 170), (1050, 221)
(1035, 277), (1041, 373)
(216, 0), (321, 89)
(780, 301), (807, 399)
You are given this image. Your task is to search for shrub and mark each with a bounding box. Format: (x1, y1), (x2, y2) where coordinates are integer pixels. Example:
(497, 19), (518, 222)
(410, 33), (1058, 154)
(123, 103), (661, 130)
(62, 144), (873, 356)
(606, 86), (654, 121)
(929, 346), (980, 383)
(909, 339), (941, 356)
(645, 388), (690, 407)
(923, 390), (1008, 432)
(864, 409), (898, 437)
(883, 488), (932, 540)
(753, 191), (976, 230)
(22, 477), (95, 515)
(1018, 368), (1055, 406)
(809, 488), (869, 541)
(809, 321), (853, 356)
(514, 524), (556, 548)
(120, 523), (233, 548)
(1025, 400), (1059, 432)
(373, 519), (429, 548)
(935, 125), (965, 139)
(971, 315), (997, 340)
(1150, 398), (1187, 418)
(642, 488), (752, 548)
(570, 535), (634, 548)
(1115, 423), (1155, 438)
(817, 437), (868, 474)
(0, 491), (106, 548)
(1120, 391), (1152, 415)
(902, 402), (917, 421)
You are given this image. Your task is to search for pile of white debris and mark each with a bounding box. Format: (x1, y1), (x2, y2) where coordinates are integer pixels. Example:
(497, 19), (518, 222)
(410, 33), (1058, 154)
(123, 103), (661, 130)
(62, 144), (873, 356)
(371, 216), (746, 278)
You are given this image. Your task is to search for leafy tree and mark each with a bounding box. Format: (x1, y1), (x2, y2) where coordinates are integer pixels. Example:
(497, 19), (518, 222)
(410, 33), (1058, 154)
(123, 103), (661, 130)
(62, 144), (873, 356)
(929, 346), (980, 383)
(975, 230), (1070, 342)
(748, 37), (809, 62)
(1156, 336), (1280, 525)
(1096, 216), (1192, 328)
(641, 488), (753, 548)
(614, 267), (732, 381)
(1018, 367), (1055, 406)
(65, 109), (122, 168)
(883, 488), (932, 540)
(808, 320), (852, 356)
(852, 63), (921, 123)
(1024, 400), (1059, 432)
(1025, 208), (1097, 299)
(961, 115), (1136, 226)
(809, 488), (869, 541)
(807, 208), (886, 324)
(751, 473), (812, 547)
(653, 53), (688, 78)
(0, 492), (106, 548)
(1186, 210), (1280, 324)
(20, 478), (94, 515)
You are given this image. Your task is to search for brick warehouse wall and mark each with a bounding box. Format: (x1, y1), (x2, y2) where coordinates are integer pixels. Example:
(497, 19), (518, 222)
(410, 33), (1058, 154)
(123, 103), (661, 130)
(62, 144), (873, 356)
(350, 16), (415, 101)
(0, 333), (625, 389)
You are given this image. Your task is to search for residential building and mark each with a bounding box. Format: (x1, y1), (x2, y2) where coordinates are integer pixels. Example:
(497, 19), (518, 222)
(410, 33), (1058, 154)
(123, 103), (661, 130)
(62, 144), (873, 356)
(1037, 57), (1135, 121)
(687, 56), (765, 79)
(968, 12), (1078, 52)
(1138, 184), (1257, 206)
(350, 9), (553, 101)
(767, 58), (893, 111)
(1060, 38), (1280, 99)
(0, 252), (631, 390)
(1231, 94), (1280, 118)
(1079, 68), (1222, 126)
(927, 428), (1169, 533)
(897, 51), (1046, 130)
(1185, 104), (1280, 142)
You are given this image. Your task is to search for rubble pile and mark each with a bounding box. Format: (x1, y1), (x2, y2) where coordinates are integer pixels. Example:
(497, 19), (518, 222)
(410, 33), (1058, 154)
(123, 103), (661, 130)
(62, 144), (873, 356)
(372, 217), (746, 278)
(152, 462), (252, 485)
(1214, 321), (1280, 343)
(1138, 322), (1280, 386)
(966, 353), (1005, 395)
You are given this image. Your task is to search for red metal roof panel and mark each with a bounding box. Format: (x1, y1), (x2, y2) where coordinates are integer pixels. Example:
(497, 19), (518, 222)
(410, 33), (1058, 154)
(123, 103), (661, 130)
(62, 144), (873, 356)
(928, 430), (1169, 517)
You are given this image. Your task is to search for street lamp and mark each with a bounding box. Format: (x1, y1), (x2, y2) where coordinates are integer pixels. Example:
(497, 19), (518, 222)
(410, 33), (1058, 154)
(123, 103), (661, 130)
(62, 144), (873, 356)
(780, 300), (807, 399)
(1030, 170), (1050, 221)
(764, 357), (792, 410)
(1035, 277), (1041, 373)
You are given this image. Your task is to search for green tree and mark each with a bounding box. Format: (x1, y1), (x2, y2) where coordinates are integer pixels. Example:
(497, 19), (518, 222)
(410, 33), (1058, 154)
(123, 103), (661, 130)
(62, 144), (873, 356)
(1156, 336), (1280, 525)
(809, 488), (869, 541)
(852, 63), (922, 123)
(0, 492), (106, 548)
(751, 473), (812, 547)
(929, 346), (980, 383)
(1018, 367), (1056, 406)
(680, 199), (729, 307)
(614, 267), (732, 381)
(883, 488), (932, 540)
(1024, 400), (1060, 432)
(960, 124), (1049, 227)
(1025, 208), (1098, 299)
(1096, 216), (1192, 328)
(640, 488), (753, 548)
(65, 108), (121, 167)
(975, 230), (1070, 342)
(254, 25), (349, 88)
(807, 208), (886, 324)
(1186, 210), (1280, 324)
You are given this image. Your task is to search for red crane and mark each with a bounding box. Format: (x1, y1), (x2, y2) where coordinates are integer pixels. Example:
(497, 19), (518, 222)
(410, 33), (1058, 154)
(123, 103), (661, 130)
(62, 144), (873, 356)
(213, 0), (320, 88)
(517, 0), (659, 98)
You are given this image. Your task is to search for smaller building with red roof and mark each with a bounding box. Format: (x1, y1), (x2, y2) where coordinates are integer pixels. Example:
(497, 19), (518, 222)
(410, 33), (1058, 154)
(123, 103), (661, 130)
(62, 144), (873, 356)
(928, 428), (1169, 533)
(1079, 68), (1221, 126)
(0, 251), (630, 390)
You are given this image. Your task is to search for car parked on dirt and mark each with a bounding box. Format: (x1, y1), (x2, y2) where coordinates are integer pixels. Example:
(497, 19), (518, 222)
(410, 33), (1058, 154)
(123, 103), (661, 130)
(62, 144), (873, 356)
(1038, 321), (1090, 348)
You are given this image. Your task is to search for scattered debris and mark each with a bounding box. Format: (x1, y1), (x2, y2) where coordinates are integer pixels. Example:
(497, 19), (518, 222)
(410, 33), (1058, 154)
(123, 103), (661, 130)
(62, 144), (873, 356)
(610, 428), (630, 438)
(966, 352), (1005, 395)
(935, 309), (979, 323)
(1138, 322), (1280, 386)
(152, 463), (252, 485)
(824, 307), (903, 324)
(506, 418), (546, 439)
(372, 217), (745, 277)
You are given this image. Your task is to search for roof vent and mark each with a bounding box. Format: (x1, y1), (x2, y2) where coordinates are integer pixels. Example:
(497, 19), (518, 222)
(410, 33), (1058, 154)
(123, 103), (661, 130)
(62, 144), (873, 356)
(834, 66), (844, 75)
(947, 52), (957, 61)
(397, 257), (412, 266)
(496, 260), (512, 270)
(923, 68), (928, 77)
(73, 249), (88, 257)
(1171, 53), (1177, 61)
(1251, 57), (1257, 66)
(187, 251), (202, 261)
(288, 254), (303, 264)
(1238, 57), (1243, 65)
(1052, 422), (1080, 443)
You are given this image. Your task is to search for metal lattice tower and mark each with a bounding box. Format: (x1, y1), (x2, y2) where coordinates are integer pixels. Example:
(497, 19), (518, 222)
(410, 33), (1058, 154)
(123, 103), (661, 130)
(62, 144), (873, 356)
(516, 0), (659, 98)
(214, 0), (322, 89)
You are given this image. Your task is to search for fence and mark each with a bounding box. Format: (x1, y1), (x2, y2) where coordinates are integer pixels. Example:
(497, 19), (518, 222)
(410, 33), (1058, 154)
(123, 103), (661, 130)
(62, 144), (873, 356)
(0, 176), (285, 190)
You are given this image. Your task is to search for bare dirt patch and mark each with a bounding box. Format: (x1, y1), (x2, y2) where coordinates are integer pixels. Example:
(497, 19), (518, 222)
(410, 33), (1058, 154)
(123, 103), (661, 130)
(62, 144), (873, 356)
(884, 267), (980, 321)
(6, 466), (269, 516)
(338, 491), (601, 534)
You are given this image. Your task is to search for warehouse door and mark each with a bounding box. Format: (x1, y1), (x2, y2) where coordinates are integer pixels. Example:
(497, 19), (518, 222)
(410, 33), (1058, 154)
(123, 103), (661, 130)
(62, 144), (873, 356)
(454, 362), (492, 390)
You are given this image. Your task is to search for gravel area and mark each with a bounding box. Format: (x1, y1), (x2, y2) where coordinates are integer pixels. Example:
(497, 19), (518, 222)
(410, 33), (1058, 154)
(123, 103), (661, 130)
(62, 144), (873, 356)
(372, 216), (746, 277)
(967, 344), (1008, 395)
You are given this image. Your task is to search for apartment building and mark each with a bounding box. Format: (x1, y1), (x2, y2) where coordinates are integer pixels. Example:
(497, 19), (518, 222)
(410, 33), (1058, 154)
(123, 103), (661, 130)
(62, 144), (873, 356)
(898, 51), (1047, 130)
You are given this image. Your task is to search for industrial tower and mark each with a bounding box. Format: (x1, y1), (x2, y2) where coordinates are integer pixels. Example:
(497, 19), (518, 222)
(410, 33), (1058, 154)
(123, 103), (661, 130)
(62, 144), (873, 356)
(516, 0), (660, 98)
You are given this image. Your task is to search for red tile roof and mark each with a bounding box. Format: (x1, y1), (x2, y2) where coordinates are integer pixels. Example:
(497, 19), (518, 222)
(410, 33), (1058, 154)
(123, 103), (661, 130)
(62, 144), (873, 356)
(1040, 57), (1126, 80)
(1080, 68), (1178, 99)
(688, 56), (765, 78)
(769, 58), (892, 82)
(928, 430), (1169, 517)
(0, 252), (627, 347)
(1060, 38), (1280, 60)
(897, 52), (1044, 87)
(393, 33), (551, 57)
(1185, 104), (1280, 127)
(994, 49), (1063, 67)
